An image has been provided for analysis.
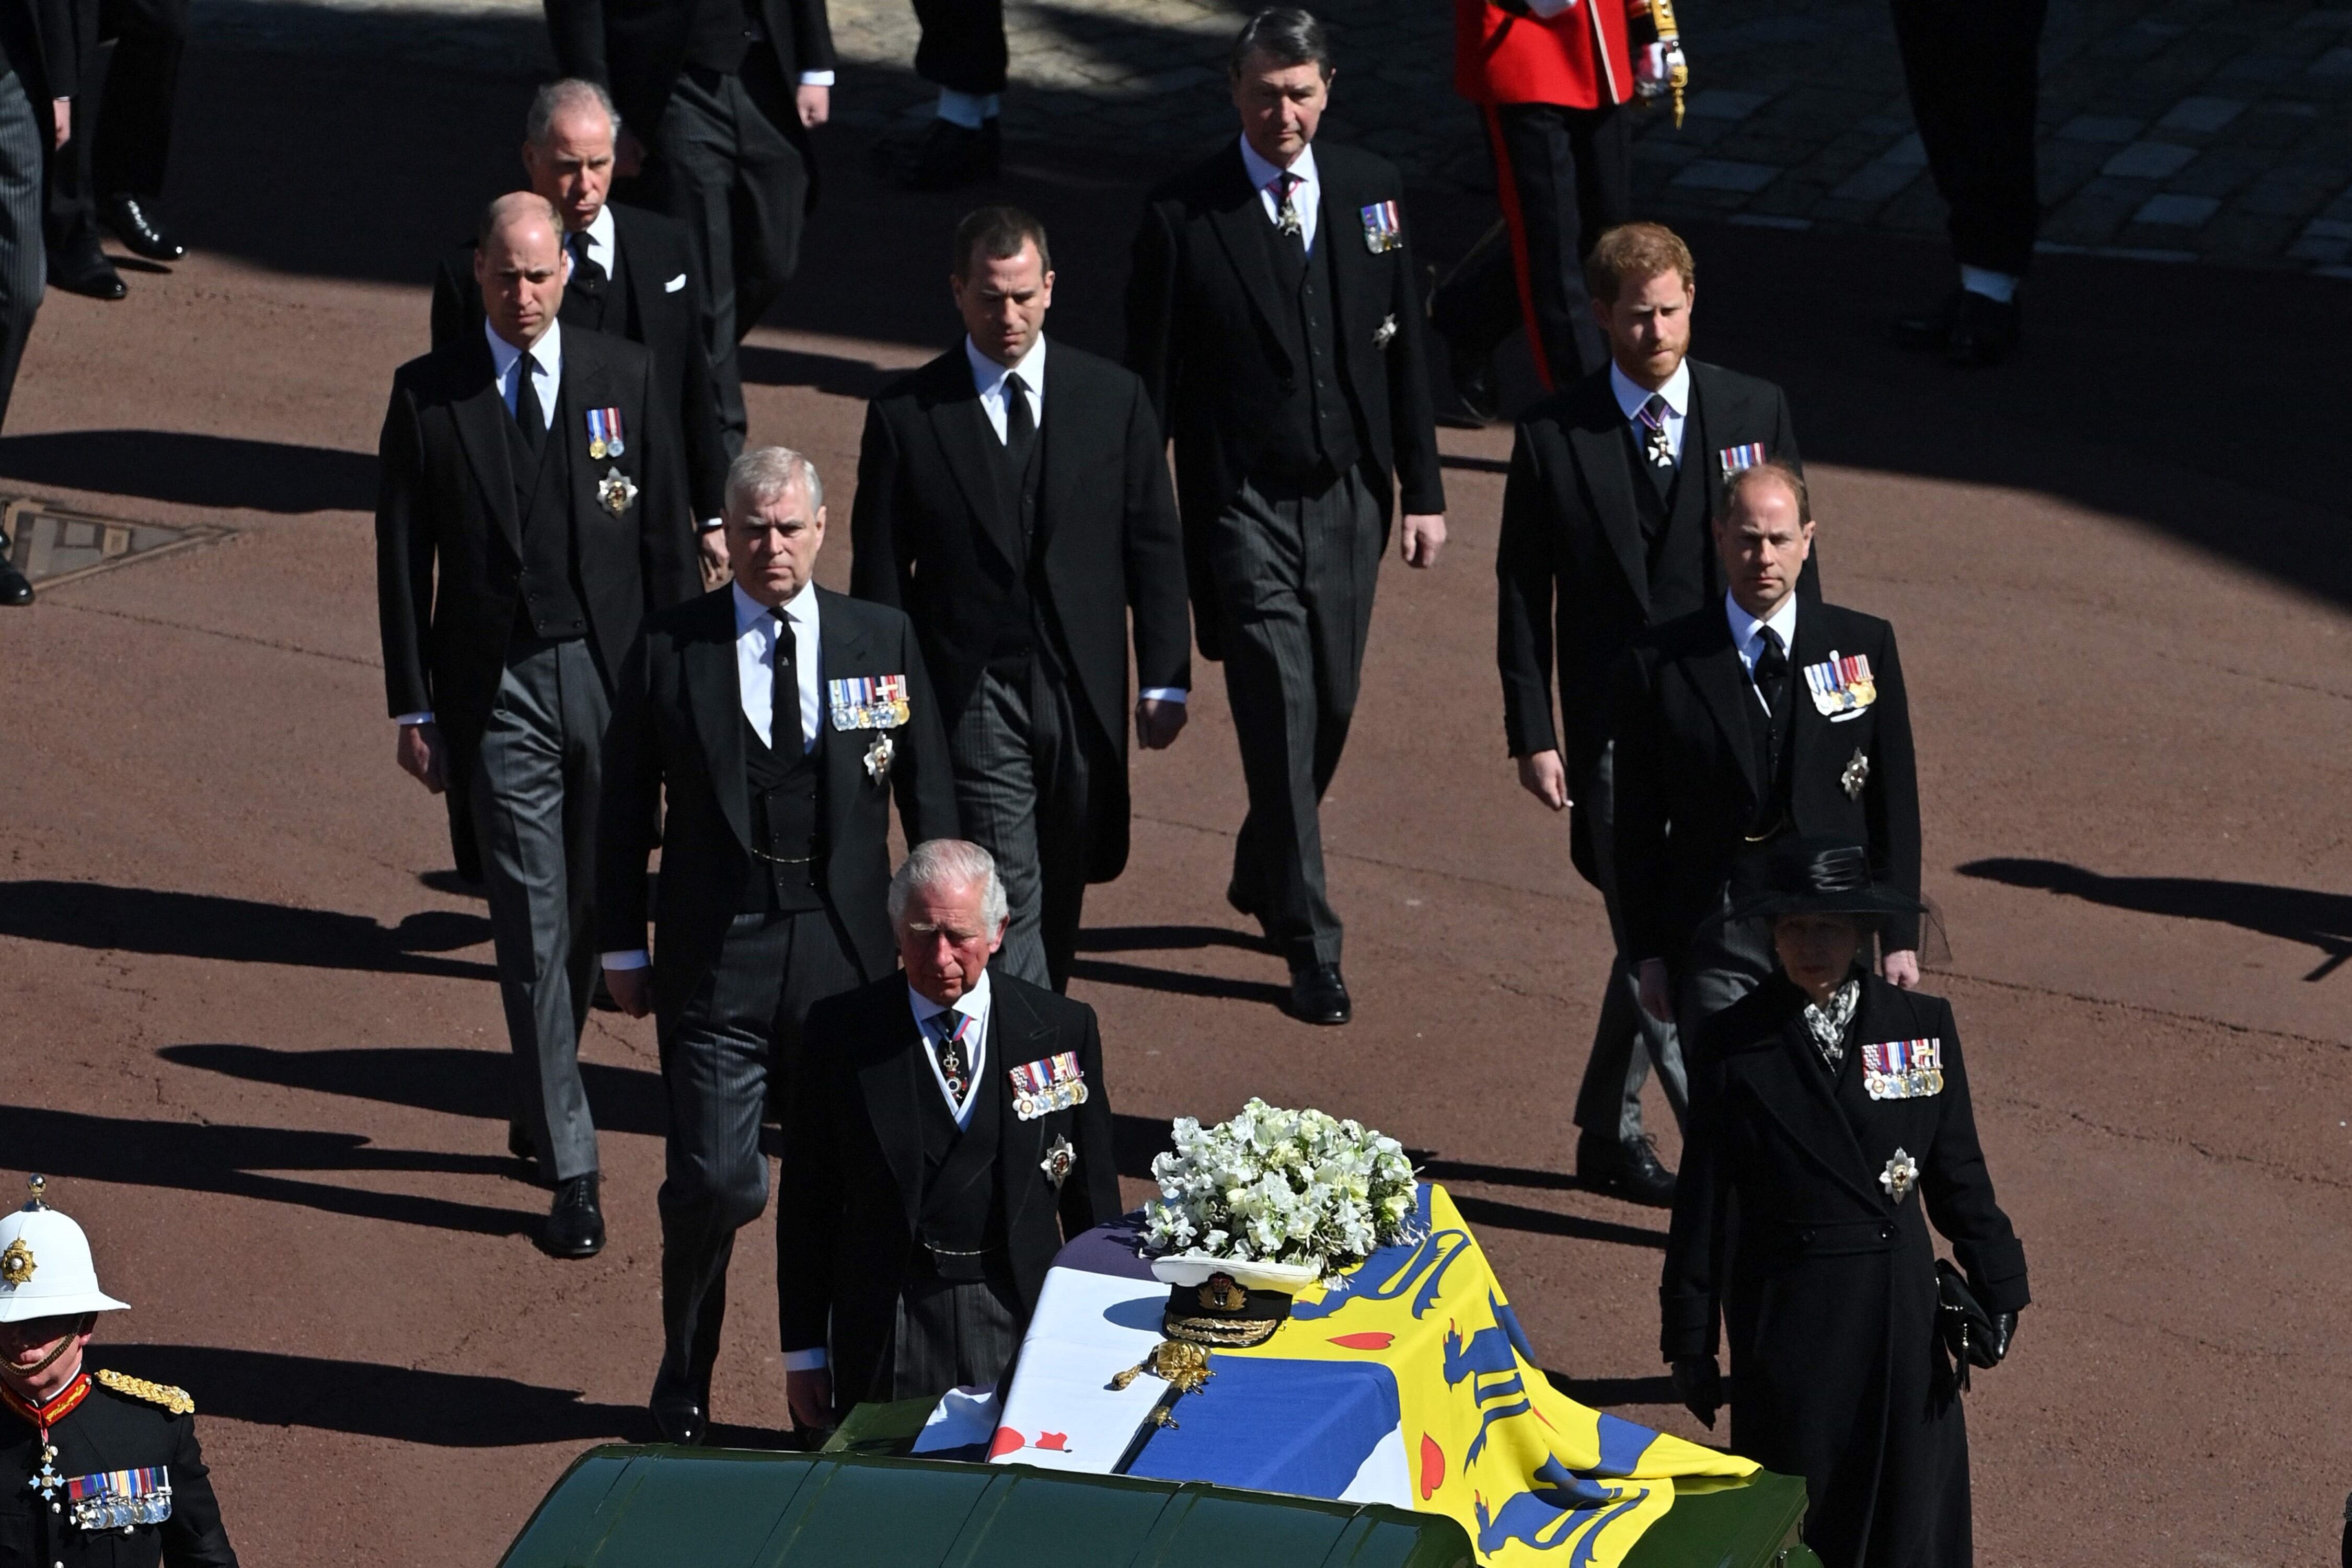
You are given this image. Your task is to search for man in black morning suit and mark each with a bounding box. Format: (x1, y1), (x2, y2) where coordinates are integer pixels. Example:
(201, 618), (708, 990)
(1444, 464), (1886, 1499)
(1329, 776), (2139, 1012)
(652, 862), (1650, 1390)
(1613, 458), (1921, 1053)
(1495, 221), (1813, 1206)
(546, 0), (835, 455)
(852, 206), (1190, 993)
(779, 840), (1121, 1423)
(432, 79), (730, 582)
(1125, 7), (1448, 1026)
(376, 192), (699, 1260)
(598, 446), (957, 1443)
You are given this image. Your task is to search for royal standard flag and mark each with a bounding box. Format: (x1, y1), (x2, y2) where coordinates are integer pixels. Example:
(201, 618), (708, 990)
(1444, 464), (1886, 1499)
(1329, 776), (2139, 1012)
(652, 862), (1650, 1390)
(974, 1184), (1755, 1567)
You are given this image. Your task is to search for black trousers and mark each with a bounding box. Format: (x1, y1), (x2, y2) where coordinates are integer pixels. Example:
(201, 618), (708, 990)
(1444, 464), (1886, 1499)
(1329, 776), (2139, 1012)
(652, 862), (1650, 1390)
(0, 71), (48, 433)
(46, 0), (189, 251)
(1890, 0), (2049, 276)
(912, 0), (1006, 96)
(1429, 101), (1630, 391)
(654, 905), (862, 1408)
(629, 53), (809, 453)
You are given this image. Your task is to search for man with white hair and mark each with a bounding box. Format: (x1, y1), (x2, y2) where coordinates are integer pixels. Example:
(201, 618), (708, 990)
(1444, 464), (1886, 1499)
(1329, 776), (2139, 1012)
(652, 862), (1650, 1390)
(597, 444), (958, 1444)
(431, 79), (733, 582)
(778, 838), (1120, 1427)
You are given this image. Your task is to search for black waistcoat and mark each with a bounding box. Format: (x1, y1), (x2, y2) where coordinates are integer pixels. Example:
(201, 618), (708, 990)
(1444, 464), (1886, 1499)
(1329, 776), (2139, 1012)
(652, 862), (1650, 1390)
(984, 418), (1050, 677)
(684, 0), (757, 74)
(916, 1040), (1008, 1272)
(508, 403), (589, 640)
(1739, 649), (1796, 838)
(741, 710), (825, 913)
(1256, 210), (1362, 488)
(1620, 414), (1712, 625)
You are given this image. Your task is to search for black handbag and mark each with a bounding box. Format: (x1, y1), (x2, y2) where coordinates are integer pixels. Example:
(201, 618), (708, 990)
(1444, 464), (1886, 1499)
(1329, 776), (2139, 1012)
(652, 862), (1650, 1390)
(1934, 1259), (1999, 1391)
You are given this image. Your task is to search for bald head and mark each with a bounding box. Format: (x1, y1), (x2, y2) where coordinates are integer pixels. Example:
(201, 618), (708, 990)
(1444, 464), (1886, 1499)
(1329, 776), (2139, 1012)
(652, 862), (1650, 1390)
(474, 192), (570, 349)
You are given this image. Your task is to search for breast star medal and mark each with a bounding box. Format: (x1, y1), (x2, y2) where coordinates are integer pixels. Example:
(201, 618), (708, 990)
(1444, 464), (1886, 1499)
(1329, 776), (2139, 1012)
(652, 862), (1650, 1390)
(1040, 1135), (1076, 1189)
(863, 732), (894, 783)
(597, 466), (638, 516)
(1880, 1147), (1920, 1203)
(1842, 747), (1871, 800)
(1371, 313), (1397, 351)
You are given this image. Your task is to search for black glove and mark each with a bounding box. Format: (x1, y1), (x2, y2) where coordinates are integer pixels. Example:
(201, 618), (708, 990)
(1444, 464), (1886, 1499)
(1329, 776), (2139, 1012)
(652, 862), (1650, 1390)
(1669, 1356), (1721, 1429)
(1979, 1310), (2018, 1368)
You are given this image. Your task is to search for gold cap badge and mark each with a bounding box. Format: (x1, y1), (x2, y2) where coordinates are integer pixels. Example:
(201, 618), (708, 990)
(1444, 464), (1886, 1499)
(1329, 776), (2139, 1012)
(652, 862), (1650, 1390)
(0, 1237), (32, 1287)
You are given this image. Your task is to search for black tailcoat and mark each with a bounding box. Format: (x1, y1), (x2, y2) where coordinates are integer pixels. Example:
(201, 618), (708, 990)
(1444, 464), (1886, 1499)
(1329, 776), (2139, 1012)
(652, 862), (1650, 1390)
(544, 0), (834, 167)
(778, 971), (1121, 1411)
(0, 1371), (237, 1567)
(1495, 358), (1812, 782)
(375, 327), (700, 875)
(848, 339), (1191, 880)
(428, 203), (731, 524)
(596, 584), (959, 1025)
(1611, 598), (1921, 962)
(1124, 140), (1445, 661)
(1662, 974), (2028, 1568)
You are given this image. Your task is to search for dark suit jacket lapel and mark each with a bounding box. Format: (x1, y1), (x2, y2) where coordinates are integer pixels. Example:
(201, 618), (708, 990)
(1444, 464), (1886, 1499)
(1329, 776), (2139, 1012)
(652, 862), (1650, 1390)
(991, 984), (1053, 1233)
(924, 352), (1027, 572)
(1036, 340), (1085, 556)
(1316, 158), (1358, 342)
(1681, 612), (1763, 801)
(448, 337), (522, 557)
(857, 991), (927, 1230)
(682, 590), (752, 850)
(563, 339), (614, 525)
(1566, 377), (1650, 614)
(1204, 148), (1292, 370)
(1744, 990), (1885, 1209)
(1786, 602), (1837, 810)
(817, 589), (875, 847)
(612, 207), (654, 338)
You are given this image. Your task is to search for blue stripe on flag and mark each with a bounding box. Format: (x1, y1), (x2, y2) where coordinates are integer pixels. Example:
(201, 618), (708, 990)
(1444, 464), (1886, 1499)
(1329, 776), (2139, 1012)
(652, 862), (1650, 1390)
(1125, 1357), (1398, 1499)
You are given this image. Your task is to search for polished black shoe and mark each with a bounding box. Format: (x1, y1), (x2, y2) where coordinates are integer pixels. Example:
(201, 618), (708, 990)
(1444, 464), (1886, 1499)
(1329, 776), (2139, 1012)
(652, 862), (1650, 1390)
(1288, 963), (1352, 1025)
(1893, 290), (1958, 353)
(542, 1172), (605, 1258)
(0, 562), (31, 607)
(50, 245), (126, 301)
(507, 1119), (536, 1166)
(1945, 290), (2020, 367)
(882, 116), (999, 191)
(1576, 1130), (1676, 1207)
(102, 195), (185, 261)
(650, 1391), (708, 1446)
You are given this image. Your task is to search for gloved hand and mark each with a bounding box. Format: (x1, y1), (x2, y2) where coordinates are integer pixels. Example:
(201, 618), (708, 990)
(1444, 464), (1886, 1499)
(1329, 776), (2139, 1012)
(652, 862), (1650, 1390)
(1976, 1310), (2018, 1369)
(1670, 1356), (1721, 1428)
(1635, 40), (1687, 100)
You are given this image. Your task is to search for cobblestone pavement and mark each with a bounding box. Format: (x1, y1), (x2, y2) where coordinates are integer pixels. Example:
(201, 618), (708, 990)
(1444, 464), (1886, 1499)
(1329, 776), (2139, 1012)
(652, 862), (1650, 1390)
(195, 0), (2351, 271)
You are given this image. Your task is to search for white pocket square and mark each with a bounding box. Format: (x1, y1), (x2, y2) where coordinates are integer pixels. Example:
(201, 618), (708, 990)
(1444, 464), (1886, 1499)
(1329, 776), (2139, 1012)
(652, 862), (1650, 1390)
(665, 273), (687, 293)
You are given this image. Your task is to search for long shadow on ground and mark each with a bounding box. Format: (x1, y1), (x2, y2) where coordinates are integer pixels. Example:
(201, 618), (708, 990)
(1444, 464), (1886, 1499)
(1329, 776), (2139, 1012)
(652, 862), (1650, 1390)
(1958, 857), (2352, 981)
(0, 881), (493, 980)
(161, 1043), (669, 1138)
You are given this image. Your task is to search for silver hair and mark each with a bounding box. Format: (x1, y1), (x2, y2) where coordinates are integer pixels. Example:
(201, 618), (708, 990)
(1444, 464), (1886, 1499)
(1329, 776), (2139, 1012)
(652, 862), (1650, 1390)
(887, 840), (1010, 931)
(724, 446), (824, 517)
(526, 78), (620, 146)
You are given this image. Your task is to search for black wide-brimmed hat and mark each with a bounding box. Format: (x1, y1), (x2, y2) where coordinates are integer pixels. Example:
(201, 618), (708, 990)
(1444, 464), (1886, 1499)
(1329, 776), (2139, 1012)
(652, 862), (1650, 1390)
(1722, 836), (1926, 926)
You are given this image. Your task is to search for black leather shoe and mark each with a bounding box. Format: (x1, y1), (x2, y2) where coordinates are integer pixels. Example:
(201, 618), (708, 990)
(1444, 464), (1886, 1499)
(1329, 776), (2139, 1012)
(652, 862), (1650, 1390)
(1288, 963), (1351, 1025)
(1945, 290), (2020, 367)
(882, 116), (998, 191)
(0, 562), (31, 607)
(50, 245), (126, 301)
(542, 1173), (605, 1258)
(1225, 880), (1263, 921)
(507, 1119), (535, 1166)
(650, 1391), (708, 1445)
(1893, 290), (1957, 353)
(1577, 1130), (1676, 1207)
(102, 195), (185, 261)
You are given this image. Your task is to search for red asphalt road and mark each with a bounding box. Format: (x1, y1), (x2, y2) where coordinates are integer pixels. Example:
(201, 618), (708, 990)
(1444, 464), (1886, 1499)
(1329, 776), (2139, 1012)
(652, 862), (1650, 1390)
(4, 44), (2350, 1568)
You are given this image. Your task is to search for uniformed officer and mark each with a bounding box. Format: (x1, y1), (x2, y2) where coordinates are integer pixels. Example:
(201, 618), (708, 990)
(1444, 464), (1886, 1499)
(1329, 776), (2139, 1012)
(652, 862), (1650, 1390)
(0, 1175), (239, 1568)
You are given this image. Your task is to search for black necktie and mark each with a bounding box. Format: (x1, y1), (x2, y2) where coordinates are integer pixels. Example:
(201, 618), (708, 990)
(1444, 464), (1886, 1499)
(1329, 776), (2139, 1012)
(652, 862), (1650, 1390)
(569, 232), (606, 291)
(1001, 371), (1036, 471)
(1753, 625), (1791, 776)
(771, 609), (798, 752)
(512, 351), (545, 456)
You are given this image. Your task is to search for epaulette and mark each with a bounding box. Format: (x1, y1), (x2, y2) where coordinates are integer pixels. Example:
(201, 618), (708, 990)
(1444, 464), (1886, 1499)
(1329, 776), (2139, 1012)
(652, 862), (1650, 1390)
(95, 1369), (194, 1415)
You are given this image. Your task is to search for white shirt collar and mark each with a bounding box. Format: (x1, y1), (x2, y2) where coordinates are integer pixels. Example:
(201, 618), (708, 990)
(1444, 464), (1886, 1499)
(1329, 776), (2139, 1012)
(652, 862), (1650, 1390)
(1609, 356), (1690, 423)
(1725, 589), (1799, 665)
(1238, 134), (1318, 199)
(965, 333), (1047, 400)
(733, 577), (816, 636)
(578, 204), (616, 266)
(909, 966), (992, 1028)
(485, 315), (562, 384)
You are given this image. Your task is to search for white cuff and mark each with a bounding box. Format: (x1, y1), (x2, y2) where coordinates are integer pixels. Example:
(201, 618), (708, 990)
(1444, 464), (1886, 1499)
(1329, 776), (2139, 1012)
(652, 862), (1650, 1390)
(699, 516), (725, 533)
(798, 70), (835, 86)
(782, 1348), (828, 1370)
(601, 950), (651, 970)
(1137, 688), (1187, 705)
(395, 711), (435, 726)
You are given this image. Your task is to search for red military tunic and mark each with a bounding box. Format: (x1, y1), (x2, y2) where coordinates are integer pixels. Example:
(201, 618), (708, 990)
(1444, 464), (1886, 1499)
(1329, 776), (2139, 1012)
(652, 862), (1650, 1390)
(1453, 0), (1645, 111)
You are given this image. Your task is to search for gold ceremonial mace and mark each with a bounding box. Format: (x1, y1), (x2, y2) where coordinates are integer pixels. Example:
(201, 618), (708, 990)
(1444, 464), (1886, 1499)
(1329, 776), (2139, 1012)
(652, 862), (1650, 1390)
(1650, 0), (1688, 126)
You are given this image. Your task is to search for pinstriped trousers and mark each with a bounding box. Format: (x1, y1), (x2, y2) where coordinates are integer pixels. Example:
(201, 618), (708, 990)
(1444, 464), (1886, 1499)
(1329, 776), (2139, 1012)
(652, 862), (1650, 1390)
(948, 658), (1090, 991)
(0, 73), (47, 433)
(1208, 468), (1382, 969)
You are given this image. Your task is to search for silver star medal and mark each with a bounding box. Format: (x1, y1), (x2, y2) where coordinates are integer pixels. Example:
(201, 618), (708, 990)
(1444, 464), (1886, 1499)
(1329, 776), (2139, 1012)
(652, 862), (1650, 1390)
(1040, 1134), (1076, 1189)
(597, 466), (639, 516)
(1371, 313), (1397, 351)
(1880, 1147), (1920, 1203)
(863, 732), (894, 783)
(1841, 747), (1870, 800)
(1276, 197), (1304, 239)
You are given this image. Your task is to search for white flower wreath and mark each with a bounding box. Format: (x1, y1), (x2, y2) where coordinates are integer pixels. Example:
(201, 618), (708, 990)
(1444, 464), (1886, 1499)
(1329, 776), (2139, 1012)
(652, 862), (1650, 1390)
(1140, 1099), (1420, 1271)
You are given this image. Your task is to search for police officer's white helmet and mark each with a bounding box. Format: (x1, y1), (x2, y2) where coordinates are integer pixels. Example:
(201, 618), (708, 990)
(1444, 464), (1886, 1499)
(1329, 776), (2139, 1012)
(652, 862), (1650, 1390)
(0, 1175), (131, 1323)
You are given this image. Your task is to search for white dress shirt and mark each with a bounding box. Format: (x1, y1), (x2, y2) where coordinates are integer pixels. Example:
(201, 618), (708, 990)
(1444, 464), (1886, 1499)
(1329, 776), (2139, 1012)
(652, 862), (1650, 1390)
(962, 335), (1185, 707)
(601, 580), (823, 973)
(909, 969), (993, 1128)
(569, 204), (619, 289)
(486, 316), (561, 432)
(1725, 590), (1800, 712)
(1609, 357), (1690, 466)
(1238, 135), (1320, 255)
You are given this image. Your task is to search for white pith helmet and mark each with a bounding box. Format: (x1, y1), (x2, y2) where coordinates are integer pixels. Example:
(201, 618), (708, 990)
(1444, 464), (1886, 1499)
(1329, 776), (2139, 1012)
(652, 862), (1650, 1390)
(0, 1175), (131, 1322)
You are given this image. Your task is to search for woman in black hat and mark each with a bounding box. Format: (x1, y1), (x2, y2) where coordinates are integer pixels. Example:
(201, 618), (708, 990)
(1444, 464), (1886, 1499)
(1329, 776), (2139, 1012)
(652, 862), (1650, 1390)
(1659, 836), (2027, 1568)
